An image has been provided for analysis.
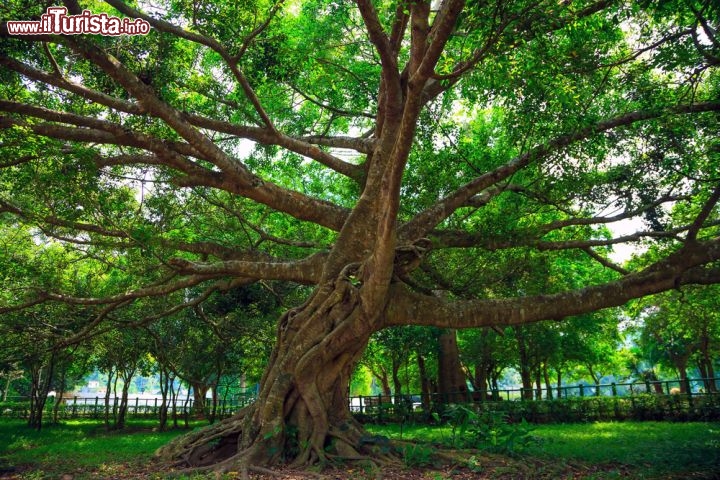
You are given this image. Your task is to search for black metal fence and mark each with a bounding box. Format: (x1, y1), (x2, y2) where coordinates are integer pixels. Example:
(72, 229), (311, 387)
(348, 376), (720, 415)
(0, 393), (257, 420)
(348, 377), (720, 423)
(1, 377), (718, 423)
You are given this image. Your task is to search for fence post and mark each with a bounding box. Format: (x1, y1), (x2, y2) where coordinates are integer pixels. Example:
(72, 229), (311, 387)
(72, 396), (78, 417)
(579, 384), (585, 397)
(611, 383), (617, 397)
(94, 396), (99, 418)
(595, 384), (600, 397)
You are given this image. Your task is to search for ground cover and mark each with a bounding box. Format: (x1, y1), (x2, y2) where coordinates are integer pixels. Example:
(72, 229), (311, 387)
(1, 419), (718, 479)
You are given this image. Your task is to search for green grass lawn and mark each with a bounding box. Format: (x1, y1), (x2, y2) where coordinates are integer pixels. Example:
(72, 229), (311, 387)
(367, 421), (720, 478)
(0, 419), (196, 479)
(1, 418), (719, 479)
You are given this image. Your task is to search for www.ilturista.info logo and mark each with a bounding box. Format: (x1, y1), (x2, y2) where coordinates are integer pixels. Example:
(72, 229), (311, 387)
(7, 7), (151, 36)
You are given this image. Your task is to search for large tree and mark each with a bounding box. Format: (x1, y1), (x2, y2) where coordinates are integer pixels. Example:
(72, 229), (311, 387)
(1, 0), (720, 472)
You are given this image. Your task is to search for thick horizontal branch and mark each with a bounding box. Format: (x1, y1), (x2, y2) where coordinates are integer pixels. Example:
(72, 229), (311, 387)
(387, 237), (720, 329)
(1, 274), (218, 314)
(0, 112), (351, 232)
(166, 252), (326, 285)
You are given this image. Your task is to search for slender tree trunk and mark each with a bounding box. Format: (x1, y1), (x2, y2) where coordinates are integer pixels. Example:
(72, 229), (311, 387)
(184, 383), (192, 428)
(171, 376), (179, 428)
(675, 357), (690, 394)
(515, 330), (534, 400)
(475, 364), (488, 401)
(210, 385), (219, 425)
(490, 370), (501, 400)
(192, 382), (209, 419)
(707, 361), (717, 393)
(417, 354), (432, 412)
(117, 368), (135, 429)
(52, 370), (66, 423)
(158, 368), (169, 431)
(112, 372), (120, 426)
(534, 369), (543, 400)
(104, 368), (114, 431)
(3, 374), (11, 402)
(27, 364), (41, 430)
(556, 369), (563, 398)
(543, 363), (553, 400)
(588, 365), (600, 385)
(28, 354), (55, 431)
(391, 357), (402, 404)
(373, 367), (392, 396)
(698, 334), (717, 392)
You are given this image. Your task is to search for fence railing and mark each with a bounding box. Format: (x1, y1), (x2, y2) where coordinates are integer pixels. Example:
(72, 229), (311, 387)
(1, 377), (718, 423)
(348, 377), (720, 415)
(0, 393), (257, 420)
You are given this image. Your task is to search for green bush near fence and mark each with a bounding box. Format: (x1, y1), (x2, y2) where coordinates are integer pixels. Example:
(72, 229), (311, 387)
(353, 393), (720, 424)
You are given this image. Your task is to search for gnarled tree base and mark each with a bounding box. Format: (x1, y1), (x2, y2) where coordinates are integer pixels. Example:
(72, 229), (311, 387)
(157, 269), (399, 474)
(156, 404), (401, 475)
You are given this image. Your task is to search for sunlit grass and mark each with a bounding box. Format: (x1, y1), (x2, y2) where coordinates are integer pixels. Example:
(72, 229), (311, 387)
(2, 419), (720, 478)
(369, 421), (720, 478)
(0, 418), (202, 477)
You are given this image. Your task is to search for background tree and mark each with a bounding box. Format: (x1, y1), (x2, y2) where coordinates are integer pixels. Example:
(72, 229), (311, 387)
(1, 0), (720, 472)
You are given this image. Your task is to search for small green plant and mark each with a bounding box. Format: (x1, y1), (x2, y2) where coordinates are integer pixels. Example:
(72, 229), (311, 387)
(438, 405), (536, 454)
(401, 443), (435, 467)
(439, 404), (476, 447)
(469, 412), (536, 455)
(466, 455), (483, 473)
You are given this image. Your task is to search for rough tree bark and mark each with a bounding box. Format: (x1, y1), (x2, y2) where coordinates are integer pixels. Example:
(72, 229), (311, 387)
(157, 271), (382, 469)
(438, 330), (469, 403)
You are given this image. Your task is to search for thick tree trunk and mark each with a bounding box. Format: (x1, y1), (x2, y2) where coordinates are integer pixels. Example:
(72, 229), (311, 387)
(474, 364), (488, 401)
(515, 330), (534, 401)
(192, 382), (209, 419)
(672, 355), (690, 394)
(378, 370), (392, 396)
(158, 276), (387, 470)
(437, 330), (468, 403)
(707, 362), (717, 393)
